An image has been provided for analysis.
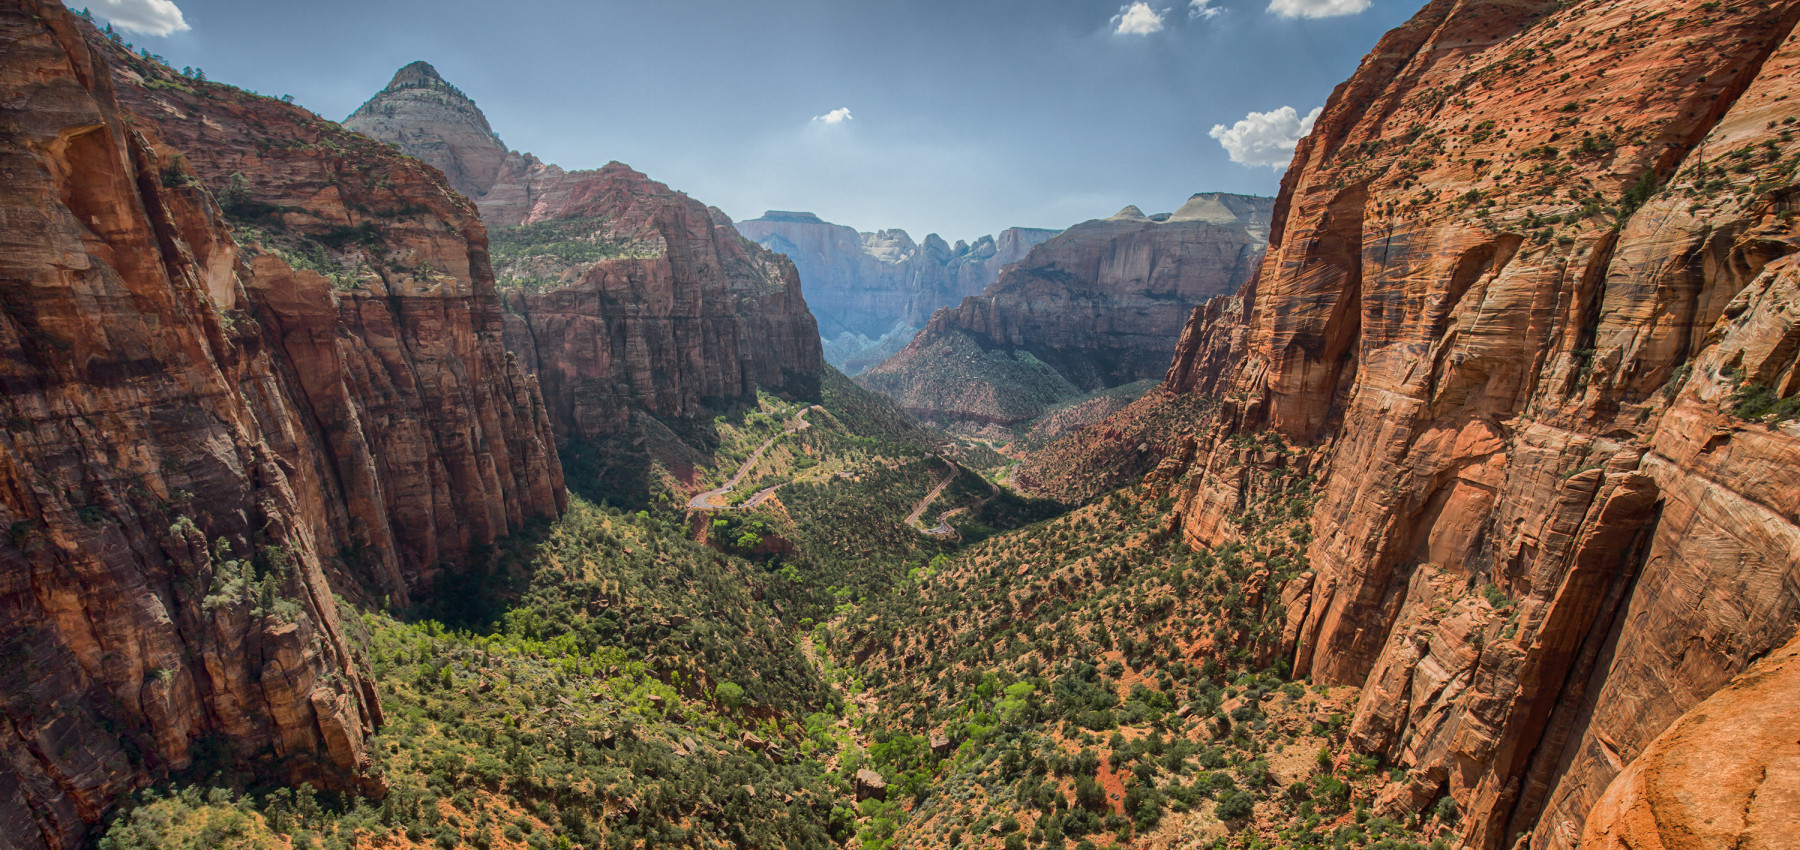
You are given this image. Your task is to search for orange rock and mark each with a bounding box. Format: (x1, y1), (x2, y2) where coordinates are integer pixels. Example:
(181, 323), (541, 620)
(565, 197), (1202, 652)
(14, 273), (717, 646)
(1076, 0), (1800, 846)
(1581, 630), (1800, 849)
(346, 65), (824, 445)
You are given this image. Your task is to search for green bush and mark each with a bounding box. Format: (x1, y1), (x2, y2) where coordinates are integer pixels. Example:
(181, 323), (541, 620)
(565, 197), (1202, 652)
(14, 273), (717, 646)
(1214, 788), (1255, 821)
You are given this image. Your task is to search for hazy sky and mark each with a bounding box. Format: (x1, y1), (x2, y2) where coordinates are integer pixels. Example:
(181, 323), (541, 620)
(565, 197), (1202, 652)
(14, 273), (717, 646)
(82, 0), (1415, 240)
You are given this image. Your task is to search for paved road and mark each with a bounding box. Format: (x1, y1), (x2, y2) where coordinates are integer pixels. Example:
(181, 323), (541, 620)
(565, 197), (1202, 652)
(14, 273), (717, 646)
(687, 406), (820, 510)
(909, 457), (1003, 536)
(906, 459), (959, 535)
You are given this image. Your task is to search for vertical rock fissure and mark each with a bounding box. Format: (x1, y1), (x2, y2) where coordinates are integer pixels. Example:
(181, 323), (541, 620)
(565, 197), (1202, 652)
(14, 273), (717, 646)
(1495, 496), (1662, 847)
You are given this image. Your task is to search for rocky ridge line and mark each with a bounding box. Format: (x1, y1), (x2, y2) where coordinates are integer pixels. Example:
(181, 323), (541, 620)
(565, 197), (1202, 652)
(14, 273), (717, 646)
(857, 194), (1273, 426)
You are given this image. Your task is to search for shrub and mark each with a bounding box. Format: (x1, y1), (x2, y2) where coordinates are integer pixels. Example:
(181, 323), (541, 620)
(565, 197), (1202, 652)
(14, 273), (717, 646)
(1214, 789), (1255, 821)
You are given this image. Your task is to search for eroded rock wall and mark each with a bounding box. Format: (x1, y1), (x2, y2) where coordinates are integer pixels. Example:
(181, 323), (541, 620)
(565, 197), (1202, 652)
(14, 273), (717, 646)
(859, 197), (1272, 425)
(0, 5), (564, 847)
(1145, 0), (1800, 846)
(344, 67), (824, 445)
(110, 44), (566, 601)
(495, 165), (824, 443)
(734, 211), (1059, 346)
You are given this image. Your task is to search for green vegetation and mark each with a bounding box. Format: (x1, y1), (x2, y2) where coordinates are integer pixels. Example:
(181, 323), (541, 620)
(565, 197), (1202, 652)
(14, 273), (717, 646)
(1731, 380), (1800, 427)
(489, 216), (658, 290)
(1615, 169), (1662, 222)
(857, 328), (1084, 426)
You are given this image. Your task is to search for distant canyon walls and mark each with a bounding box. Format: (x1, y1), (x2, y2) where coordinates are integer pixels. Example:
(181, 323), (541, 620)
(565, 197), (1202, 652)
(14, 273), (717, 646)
(0, 4), (564, 848)
(859, 195), (1272, 425)
(345, 64), (823, 446)
(1142, 0), (1800, 847)
(734, 211), (1059, 372)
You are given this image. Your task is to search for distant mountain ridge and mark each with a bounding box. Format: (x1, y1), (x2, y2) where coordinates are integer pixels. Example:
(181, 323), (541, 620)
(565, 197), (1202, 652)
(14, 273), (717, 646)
(856, 192), (1273, 425)
(735, 211), (1059, 372)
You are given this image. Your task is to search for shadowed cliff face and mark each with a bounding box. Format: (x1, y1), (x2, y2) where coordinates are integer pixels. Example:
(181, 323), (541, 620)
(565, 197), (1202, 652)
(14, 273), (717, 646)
(345, 67), (824, 456)
(0, 5), (564, 848)
(858, 195), (1272, 425)
(733, 212), (1060, 366)
(109, 44), (567, 603)
(1132, 0), (1800, 846)
(493, 165), (825, 445)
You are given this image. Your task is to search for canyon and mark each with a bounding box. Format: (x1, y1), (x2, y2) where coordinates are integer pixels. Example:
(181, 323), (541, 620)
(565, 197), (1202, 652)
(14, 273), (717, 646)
(1, 0), (1798, 847)
(858, 194), (1272, 426)
(734, 211), (1059, 374)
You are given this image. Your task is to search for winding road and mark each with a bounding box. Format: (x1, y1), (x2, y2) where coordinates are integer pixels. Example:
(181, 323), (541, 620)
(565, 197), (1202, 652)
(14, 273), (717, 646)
(907, 457), (1004, 537)
(687, 406), (821, 510)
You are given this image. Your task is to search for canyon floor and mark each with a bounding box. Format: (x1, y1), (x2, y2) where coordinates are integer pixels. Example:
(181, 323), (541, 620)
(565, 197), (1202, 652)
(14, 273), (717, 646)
(90, 379), (1443, 850)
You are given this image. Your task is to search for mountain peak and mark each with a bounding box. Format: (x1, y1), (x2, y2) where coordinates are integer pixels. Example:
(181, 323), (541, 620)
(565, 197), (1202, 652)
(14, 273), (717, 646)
(752, 211), (826, 225)
(343, 61), (506, 198)
(388, 60), (445, 90)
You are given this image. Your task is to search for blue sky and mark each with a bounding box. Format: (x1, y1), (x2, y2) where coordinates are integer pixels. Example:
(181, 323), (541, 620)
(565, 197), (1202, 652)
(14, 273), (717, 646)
(80, 0), (1415, 240)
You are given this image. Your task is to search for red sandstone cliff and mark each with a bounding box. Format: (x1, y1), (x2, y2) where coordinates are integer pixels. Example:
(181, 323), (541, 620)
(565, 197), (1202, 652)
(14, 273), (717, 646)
(493, 165), (824, 444)
(0, 5), (564, 848)
(1115, 0), (1800, 846)
(859, 195), (1271, 425)
(108, 45), (566, 601)
(345, 65), (824, 448)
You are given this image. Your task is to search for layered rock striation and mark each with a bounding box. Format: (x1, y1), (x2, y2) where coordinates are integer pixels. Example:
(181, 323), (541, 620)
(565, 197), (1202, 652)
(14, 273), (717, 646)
(734, 211), (1059, 370)
(1078, 0), (1800, 846)
(111, 46), (566, 600)
(493, 166), (824, 444)
(859, 194), (1271, 424)
(346, 64), (823, 449)
(0, 5), (564, 848)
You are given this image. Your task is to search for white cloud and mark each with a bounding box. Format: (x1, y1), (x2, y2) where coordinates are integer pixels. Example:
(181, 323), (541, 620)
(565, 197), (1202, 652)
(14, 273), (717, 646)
(89, 0), (190, 36)
(1112, 2), (1165, 35)
(1209, 105), (1322, 168)
(1190, 0), (1223, 19)
(1268, 0), (1371, 18)
(812, 107), (853, 125)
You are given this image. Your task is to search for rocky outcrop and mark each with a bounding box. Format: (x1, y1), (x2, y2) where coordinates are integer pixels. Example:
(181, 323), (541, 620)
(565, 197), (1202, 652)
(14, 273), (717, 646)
(734, 211), (1059, 369)
(0, 6), (564, 848)
(493, 166), (824, 443)
(110, 44), (566, 600)
(1126, 1), (1800, 847)
(341, 61), (509, 201)
(1580, 629), (1800, 849)
(346, 66), (824, 448)
(858, 194), (1271, 424)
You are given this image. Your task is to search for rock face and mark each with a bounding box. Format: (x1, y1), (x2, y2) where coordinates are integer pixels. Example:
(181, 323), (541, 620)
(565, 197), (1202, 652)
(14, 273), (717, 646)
(341, 61), (509, 201)
(111, 47), (566, 601)
(858, 194), (1271, 424)
(854, 768), (889, 802)
(733, 211), (1059, 371)
(0, 6), (564, 848)
(1112, 1), (1800, 847)
(1580, 629), (1800, 849)
(493, 166), (825, 444)
(346, 66), (824, 450)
